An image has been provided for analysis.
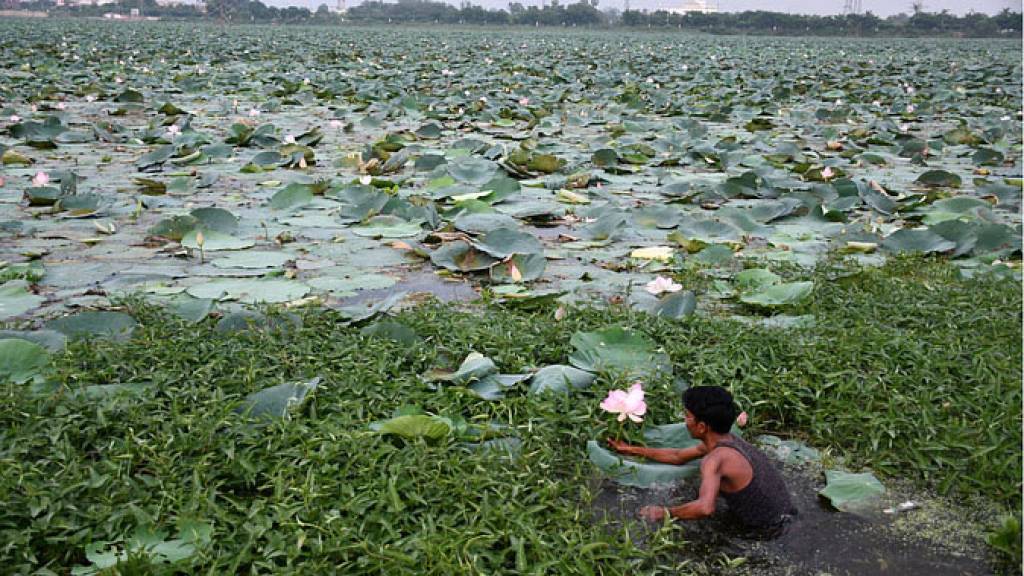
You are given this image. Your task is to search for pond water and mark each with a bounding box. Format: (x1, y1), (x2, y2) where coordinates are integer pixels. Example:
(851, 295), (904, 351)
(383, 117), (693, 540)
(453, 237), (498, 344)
(591, 464), (993, 575)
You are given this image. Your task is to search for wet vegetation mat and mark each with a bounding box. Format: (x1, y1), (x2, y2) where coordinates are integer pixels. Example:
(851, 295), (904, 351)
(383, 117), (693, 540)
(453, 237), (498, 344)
(1, 256), (1020, 574)
(0, 18), (1020, 576)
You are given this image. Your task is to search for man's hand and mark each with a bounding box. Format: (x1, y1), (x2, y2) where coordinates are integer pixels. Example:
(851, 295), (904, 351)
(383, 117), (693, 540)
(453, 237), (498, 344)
(606, 438), (637, 455)
(639, 506), (669, 522)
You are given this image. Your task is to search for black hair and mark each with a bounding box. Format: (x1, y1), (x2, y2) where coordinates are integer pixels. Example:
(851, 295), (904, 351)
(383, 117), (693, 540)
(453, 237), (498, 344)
(683, 386), (737, 434)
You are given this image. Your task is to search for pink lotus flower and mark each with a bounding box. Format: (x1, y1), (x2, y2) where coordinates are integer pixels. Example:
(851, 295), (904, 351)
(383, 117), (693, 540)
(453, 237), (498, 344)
(31, 171), (49, 186)
(600, 382), (647, 423)
(55, 102), (66, 110)
(519, 97), (529, 106)
(165, 125), (181, 136)
(821, 166), (834, 181)
(8, 114), (20, 123)
(645, 276), (682, 296)
(736, 411), (748, 427)
(329, 119), (343, 129)
(283, 134), (296, 144)
(248, 108), (261, 117)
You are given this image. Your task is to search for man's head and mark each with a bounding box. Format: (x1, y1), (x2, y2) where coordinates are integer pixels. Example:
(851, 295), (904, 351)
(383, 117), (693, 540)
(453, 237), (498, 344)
(683, 386), (737, 435)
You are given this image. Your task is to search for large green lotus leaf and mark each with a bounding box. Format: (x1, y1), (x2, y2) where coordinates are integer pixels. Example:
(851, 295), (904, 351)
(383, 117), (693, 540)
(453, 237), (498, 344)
(473, 227), (543, 258)
(819, 470), (886, 512)
(0, 280), (44, 320)
(915, 170), (962, 188)
(165, 296), (214, 324)
(857, 181), (897, 215)
(587, 440), (700, 488)
(0, 329), (66, 352)
(643, 423), (701, 450)
(528, 364), (596, 395)
(351, 215), (422, 238)
(973, 223), (1019, 254)
(186, 279), (309, 303)
(148, 215), (199, 240)
(236, 377), (320, 421)
(190, 207), (238, 233)
(746, 198), (805, 223)
(181, 230), (254, 251)
(0, 338), (50, 383)
(214, 310), (302, 334)
(430, 241), (499, 272)
(650, 290), (697, 319)
(448, 157), (497, 185)
(734, 268), (780, 292)
(308, 273), (397, 294)
(212, 251), (291, 269)
(453, 212), (519, 234)
(360, 320), (421, 346)
(46, 311), (137, 340)
(929, 220), (979, 257)
(338, 292), (406, 324)
(674, 218), (744, 244)
(489, 253), (546, 283)
(374, 414), (451, 441)
(428, 352), (497, 384)
(466, 374), (526, 401)
(569, 327), (672, 377)
(269, 183), (314, 211)
(740, 281), (814, 307)
(882, 229), (956, 254)
(919, 197), (992, 225)
(632, 205), (682, 229)
(757, 435), (821, 465)
(579, 213), (628, 241)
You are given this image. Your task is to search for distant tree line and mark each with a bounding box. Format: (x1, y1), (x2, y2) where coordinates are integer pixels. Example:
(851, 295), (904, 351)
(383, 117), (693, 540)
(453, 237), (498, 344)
(21, 0), (1024, 37)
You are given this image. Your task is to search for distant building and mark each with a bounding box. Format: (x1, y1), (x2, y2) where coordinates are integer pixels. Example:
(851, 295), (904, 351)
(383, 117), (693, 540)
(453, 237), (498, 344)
(666, 0), (716, 15)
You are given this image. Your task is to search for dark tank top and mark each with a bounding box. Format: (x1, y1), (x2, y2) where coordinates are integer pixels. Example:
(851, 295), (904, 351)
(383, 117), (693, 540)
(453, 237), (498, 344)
(714, 436), (796, 529)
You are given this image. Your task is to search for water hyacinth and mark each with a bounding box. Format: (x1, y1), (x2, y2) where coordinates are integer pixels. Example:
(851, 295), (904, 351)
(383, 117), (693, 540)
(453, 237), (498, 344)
(600, 382), (646, 423)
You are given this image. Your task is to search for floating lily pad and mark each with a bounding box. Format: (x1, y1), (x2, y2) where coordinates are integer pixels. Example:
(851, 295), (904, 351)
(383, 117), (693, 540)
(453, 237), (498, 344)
(0, 329), (66, 352)
(528, 364), (596, 395)
(569, 326), (672, 377)
(373, 414), (451, 441)
(587, 440), (700, 488)
(186, 279), (309, 303)
(0, 338), (50, 383)
(430, 241), (499, 272)
(46, 311), (137, 341)
(0, 280), (44, 320)
(236, 377), (321, 421)
(740, 281), (814, 308)
(819, 470), (886, 512)
(351, 215), (422, 238)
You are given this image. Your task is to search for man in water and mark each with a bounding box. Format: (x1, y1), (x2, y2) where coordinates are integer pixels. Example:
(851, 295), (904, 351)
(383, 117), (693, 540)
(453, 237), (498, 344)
(607, 386), (795, 529)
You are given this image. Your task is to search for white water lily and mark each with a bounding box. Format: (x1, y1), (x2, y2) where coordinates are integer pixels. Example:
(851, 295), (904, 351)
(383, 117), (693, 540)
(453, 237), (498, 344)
(645, 276), (682, 296)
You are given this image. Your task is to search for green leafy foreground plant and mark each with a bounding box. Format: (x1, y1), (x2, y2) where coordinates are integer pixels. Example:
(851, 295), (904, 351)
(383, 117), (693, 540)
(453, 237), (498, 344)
(0, 257), (1019, 573)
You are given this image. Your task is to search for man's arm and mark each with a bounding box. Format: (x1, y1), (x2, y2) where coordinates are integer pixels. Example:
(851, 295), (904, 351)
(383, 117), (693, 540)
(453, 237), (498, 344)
(607, 439), (708, 465)
(667, 454), (721, 520)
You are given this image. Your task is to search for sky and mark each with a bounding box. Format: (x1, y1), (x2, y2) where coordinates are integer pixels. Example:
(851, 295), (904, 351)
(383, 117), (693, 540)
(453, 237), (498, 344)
(273, 0), (1019, 17)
